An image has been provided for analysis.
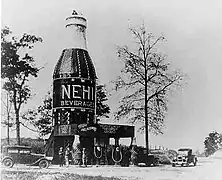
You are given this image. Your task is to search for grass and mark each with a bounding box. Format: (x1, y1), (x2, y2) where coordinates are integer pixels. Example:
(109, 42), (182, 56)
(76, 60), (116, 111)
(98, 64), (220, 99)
(1, 170), (123, 180)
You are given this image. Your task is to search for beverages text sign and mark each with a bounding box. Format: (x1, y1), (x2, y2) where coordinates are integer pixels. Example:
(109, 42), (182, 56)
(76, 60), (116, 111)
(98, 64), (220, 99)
(53, 78), (95, 110)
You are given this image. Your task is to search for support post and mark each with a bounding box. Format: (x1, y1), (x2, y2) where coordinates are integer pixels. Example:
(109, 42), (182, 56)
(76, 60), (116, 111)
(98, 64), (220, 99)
(82, 147), (87, 167)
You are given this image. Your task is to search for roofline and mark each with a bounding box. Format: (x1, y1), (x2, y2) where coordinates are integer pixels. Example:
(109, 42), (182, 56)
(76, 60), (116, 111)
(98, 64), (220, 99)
(98, 123), (134, 127)
(178, 148), (192, 151)
(2, 145), (32, 149)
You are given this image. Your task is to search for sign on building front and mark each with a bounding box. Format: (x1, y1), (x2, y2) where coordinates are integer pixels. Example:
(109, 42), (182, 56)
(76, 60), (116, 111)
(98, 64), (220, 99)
(53, 78), (95, 110)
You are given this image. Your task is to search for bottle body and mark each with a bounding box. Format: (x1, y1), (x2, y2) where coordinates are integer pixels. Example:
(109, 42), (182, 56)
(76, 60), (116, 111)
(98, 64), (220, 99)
(53, 48), (96, 127)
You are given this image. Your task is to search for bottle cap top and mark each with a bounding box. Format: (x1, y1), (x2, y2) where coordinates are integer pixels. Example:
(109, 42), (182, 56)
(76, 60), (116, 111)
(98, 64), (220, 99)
(65, 10), (87, 28)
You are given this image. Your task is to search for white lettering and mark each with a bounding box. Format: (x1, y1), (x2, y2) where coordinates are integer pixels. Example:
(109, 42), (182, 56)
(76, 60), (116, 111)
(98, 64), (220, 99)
(76, 101), (82, 106)
(69, 101), (73, 105)
(83, 85), (90, 100)
(60, 84), (94, 101)
(62, 85), (70, 99)
(72, 85), (81, 99)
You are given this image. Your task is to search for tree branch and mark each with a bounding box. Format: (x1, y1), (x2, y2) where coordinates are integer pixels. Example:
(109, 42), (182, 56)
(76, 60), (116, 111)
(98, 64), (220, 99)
(20, 121), (39, 133)
(147, 76), (181, 102)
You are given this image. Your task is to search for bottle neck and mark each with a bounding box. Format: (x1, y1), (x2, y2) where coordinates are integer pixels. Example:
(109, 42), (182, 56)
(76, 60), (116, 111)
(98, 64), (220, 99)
(65, 24), (87, 50)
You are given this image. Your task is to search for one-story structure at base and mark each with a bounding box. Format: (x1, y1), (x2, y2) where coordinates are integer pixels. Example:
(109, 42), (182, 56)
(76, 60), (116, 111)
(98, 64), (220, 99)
(45, 123), (134, 164)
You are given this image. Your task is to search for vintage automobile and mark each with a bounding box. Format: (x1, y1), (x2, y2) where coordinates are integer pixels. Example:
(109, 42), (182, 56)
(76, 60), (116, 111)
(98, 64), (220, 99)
(1, 145), (52, 168)
(172, 148), (197, 167)
(137, 148), (159, 166)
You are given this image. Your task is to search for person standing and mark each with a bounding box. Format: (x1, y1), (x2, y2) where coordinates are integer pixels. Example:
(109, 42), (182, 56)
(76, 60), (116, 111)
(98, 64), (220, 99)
(65, 146), (70, 167)
(59, 147), (64, 167)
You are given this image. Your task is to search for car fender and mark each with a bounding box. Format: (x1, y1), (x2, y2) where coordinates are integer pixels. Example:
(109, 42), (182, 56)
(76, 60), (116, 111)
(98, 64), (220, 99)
(27, 157), (49, 166)
(45, 156), (53, 161)
(1, 156), (13, 163)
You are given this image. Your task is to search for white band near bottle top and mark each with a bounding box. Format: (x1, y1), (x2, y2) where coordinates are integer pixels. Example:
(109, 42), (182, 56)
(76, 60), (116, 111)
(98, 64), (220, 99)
(66, 15), (87, 28)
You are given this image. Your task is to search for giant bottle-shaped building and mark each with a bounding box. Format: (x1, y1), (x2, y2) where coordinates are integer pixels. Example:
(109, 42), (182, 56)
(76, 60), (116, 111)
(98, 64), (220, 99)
(46, 11), (135, 165)
(52, 11), (96, 162)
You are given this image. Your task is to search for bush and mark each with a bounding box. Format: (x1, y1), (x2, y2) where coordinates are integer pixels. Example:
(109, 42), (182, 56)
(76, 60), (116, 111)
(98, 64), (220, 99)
(130, 146), (176, 165)
(166, 149), (177, 160)
(156, 154), (172, 164)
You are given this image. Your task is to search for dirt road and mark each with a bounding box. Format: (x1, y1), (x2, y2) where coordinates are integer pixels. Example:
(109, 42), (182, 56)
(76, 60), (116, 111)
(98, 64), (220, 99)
(1, 157), (222, 180)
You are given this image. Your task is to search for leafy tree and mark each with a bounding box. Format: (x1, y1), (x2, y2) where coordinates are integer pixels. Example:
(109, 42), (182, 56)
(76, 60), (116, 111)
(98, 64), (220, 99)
(113, 24), (184, 154)
(23, 84), (110, 137)
(22, 91), (52, 137)
(95, 84), (110, 122)
(1, 26), (43, 145)
(204, 131), (222, 156)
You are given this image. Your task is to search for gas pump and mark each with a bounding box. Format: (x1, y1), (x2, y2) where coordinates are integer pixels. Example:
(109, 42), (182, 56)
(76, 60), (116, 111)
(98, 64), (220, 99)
(93, 138), (103, 165)
(111, 138), (123, 166)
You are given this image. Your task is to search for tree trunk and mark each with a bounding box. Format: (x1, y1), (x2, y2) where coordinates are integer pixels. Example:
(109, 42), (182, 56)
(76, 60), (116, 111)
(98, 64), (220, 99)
(6, 94), (10, 145)
(145, 82), (149, 155)
(7, 116), (10, 145)
(15, 110), (20, 145)
(144, 51), (149, 155)
(12, 90), (20, 145)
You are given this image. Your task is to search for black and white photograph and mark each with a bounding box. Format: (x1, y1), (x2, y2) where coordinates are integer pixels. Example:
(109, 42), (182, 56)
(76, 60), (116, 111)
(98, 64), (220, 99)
(1, 0), (222, 179)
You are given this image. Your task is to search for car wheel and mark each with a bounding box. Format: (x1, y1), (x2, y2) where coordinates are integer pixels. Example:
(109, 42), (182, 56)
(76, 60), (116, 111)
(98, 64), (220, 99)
(153, 159), (159, 166)
(145, 162), (152, 167)
(39, 159), (49, 169)
(172, 163), (175, 167)
(3, 158), (14, 168)
(153, 162), (158, 166)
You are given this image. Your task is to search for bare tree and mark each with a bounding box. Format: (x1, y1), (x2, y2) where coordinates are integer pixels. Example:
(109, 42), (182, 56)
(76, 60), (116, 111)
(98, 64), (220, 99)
(114, 24), (184, 154)
(1, 92), (14, 144)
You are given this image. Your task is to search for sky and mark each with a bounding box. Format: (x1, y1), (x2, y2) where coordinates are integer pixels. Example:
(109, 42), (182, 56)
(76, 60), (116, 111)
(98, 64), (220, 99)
(1, 0), (222, 151)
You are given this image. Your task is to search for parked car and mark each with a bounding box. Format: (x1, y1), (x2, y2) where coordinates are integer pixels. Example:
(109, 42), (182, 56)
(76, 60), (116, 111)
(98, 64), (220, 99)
(172, 148), (197, 167)
(1, 145), (52, 168)
(137, 148), (159, 166)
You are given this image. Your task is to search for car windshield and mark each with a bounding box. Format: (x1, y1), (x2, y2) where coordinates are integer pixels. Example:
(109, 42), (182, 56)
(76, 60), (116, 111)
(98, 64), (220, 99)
(178, 149), (191, 155)
(178, 150), (188, 155)
(20, 149), (31, 154)
(8, 149), (19, 153)
(3, 146), (32, 154)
